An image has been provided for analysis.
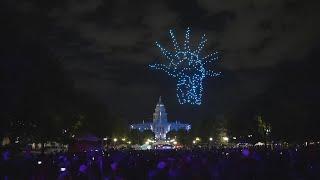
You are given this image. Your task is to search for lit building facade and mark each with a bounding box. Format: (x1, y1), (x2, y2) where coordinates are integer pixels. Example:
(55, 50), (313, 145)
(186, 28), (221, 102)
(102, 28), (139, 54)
(130, 97), (191, 140)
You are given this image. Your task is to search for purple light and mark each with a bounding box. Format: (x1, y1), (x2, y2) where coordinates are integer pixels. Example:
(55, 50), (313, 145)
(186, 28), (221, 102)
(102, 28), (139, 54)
(111, 162), (118, 171)
(242, 149), (250, 157)
(157, 161), (167, 169)
(79, 164), (87, 173)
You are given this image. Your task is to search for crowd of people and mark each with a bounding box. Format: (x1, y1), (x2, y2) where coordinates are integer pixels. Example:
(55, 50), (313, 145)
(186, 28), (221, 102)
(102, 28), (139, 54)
(1, 145), (320, 179)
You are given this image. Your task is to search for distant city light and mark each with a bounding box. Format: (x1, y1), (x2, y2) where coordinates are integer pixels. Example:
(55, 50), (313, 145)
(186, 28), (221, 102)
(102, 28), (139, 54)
(232, 137), (237, 140)
(121, 138), (126, 141)
(255, 142), (264, 146)
(222, 137), (229, 142)
(192, 140), (196, 144)
(209, 137), (213, 141)
(195, 137), (200, 141)
(113, 138), (118, 142)
(173, 141), (177, 145)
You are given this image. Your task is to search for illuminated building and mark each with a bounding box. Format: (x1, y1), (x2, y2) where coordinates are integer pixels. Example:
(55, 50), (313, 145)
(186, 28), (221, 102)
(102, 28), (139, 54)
(130, 97), (191, 140)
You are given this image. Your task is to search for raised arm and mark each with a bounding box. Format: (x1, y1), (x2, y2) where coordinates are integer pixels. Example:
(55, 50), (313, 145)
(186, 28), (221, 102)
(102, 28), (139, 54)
(203, 51), (219, 65)
(205, 70), (221, 77)
(149, 63), (177, 77)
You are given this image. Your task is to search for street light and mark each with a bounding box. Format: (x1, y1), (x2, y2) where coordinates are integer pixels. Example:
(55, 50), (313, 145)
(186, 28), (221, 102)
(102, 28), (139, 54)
(195, 137), (200, 141)
(192, 140), (196, 144)
(209, 137), (213, 141)
(113, 138), (118, 142)
(173, 141), (177, 145)
(222, 137), (229, 142)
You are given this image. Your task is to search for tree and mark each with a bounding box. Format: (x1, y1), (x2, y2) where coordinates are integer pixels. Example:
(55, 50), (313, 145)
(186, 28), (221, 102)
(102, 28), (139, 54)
(257, 115), (272, 144)
(128, 129), (154, 145)
(211, 115), (229, 146)
(167, 129), (190, 145)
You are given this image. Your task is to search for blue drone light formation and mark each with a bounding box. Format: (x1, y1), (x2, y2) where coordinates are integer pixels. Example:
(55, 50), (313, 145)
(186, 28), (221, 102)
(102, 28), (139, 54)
(149, 27), (221, 105)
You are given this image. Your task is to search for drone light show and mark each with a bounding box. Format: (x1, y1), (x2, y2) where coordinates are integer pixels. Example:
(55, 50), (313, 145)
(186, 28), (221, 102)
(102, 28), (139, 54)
(149, 27), (221, 105)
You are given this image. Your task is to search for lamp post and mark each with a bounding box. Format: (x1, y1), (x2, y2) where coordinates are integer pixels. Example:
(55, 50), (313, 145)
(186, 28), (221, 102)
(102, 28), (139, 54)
(113, 138), (117, 147)
(222, 136), (229, 144)
(209, 137), (213, 148)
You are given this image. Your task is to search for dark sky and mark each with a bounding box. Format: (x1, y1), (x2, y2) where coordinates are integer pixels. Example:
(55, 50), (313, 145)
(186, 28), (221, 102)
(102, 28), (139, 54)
(2, 0), (320, 130)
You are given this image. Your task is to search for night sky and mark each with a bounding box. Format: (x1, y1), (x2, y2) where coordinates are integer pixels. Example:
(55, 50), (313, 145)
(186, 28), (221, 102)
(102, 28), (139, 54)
(2, 0), (320, 138)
